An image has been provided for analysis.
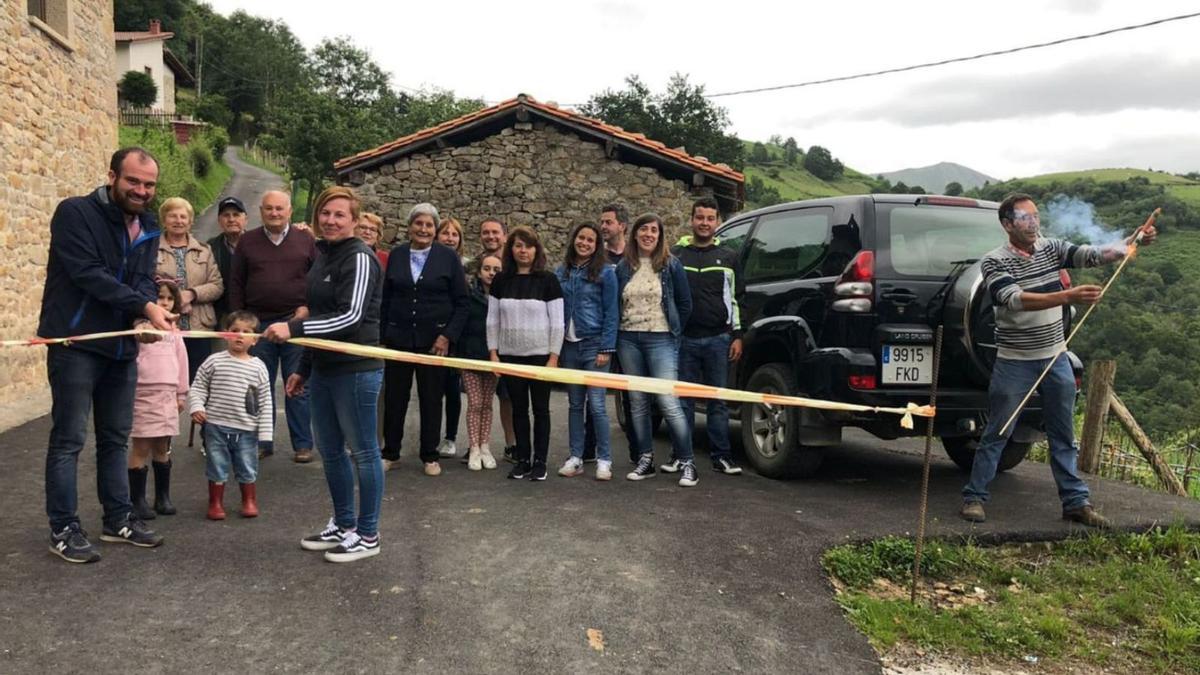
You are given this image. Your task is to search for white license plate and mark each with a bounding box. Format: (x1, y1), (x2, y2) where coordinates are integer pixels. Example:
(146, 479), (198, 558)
(881, 344), (933, 384)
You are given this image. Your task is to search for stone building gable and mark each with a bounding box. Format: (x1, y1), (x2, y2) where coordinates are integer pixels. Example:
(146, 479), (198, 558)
(355, 121), (711, 260)
(1, 2), (117, 415)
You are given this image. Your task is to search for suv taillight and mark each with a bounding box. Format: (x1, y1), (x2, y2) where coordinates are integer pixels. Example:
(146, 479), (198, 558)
(833, 251), (874, 312)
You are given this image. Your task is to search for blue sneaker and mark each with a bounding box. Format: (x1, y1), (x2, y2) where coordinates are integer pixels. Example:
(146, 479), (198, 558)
(50, 523), (101, 563)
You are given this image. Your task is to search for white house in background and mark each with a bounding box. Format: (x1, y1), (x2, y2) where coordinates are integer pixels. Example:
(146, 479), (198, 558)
(114, 19), (193, 114)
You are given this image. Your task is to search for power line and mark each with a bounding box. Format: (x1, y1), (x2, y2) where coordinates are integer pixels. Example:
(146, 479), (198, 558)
(705, 11), (1200, 99)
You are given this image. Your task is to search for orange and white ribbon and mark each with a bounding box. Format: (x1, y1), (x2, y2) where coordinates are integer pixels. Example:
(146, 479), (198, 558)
(3, 329), (935, 429)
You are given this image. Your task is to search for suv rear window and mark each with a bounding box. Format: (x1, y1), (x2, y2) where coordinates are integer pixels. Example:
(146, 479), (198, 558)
(882, 205), (1003, 276)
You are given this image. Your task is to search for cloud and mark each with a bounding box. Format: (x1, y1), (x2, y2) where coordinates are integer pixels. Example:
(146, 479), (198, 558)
(1051, 0), (1107, 14)
(790, 55), (1200, 127)
(1025, 133), (1200, 175)
(594, 1), (647, 25)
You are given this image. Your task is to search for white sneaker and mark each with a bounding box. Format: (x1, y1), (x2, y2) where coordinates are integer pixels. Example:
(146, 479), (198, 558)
(468, 446), (482, 471)
(596, 460), (612, 481)
(659, 459), (684, 473)
(437, 439), (458, 458)
(558, 456), (584, 477)
(480, 445), (497, 470)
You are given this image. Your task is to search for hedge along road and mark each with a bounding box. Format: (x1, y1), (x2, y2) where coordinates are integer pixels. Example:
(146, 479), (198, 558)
(4, 389), (1200, 672)
(191, 146), (285, 242)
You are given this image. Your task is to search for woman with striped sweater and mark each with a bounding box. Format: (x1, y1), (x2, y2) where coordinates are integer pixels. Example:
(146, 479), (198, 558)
(486, 226), (564, 482)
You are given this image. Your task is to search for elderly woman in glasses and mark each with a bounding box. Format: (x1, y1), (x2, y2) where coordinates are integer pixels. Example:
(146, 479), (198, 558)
(355, 212), (389, 270)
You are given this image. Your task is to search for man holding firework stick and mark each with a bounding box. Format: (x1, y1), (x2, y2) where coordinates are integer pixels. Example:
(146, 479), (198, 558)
(960, 193), (1157, 527)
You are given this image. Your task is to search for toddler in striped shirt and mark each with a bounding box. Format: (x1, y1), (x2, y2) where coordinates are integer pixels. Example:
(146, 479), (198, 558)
(189, 311), (273, 521)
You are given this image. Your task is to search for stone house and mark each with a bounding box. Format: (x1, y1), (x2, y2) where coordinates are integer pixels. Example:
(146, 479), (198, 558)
(334, 94), (744, 258)
(1, 1), (116, 413)
(114, 19), (193, 114)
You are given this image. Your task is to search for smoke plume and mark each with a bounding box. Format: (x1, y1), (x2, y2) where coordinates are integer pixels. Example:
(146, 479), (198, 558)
(1042, 195), (1125, 245)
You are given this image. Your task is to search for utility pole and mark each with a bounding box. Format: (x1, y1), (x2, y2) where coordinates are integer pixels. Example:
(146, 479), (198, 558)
(196, 31), (203, 98)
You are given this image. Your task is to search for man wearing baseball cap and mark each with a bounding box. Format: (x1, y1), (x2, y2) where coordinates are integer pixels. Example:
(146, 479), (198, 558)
(206, 196), (247, 325)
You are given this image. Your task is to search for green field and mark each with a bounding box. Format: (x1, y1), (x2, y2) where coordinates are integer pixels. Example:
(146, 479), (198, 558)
(741, 140), (879, 204)
(1019, 168), (1200, 210)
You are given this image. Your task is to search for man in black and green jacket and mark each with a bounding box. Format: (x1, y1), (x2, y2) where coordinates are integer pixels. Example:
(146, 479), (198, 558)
(669, 197), (746, 476)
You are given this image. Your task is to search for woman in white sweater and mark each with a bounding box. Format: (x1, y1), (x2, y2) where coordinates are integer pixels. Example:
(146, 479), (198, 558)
(486, 225), (564, 482)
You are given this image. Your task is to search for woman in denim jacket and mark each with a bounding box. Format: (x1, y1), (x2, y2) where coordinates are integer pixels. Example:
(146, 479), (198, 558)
(614, 213), (697, 487)
(555, 223), (619, 481)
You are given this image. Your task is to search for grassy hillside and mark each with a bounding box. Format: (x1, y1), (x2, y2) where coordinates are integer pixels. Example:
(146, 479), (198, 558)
(118, 125), (232, 214)
(1020, 168), (1200, 209)
(740, 140), (880, 207)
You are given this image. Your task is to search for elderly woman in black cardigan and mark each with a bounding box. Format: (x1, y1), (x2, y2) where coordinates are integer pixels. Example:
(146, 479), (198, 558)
(381, 203), (469, 476)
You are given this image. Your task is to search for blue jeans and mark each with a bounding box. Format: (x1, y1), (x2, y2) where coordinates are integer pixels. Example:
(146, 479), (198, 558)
(251, 320), (312, 453)
(678, 333), (733, 461)
(562, 337), (611, 462)
(963, 354), (1090, 509)
(617, 331), (693, 461)
(310, 368), (385, 537)
(45, 345), (136, 532)
(204, 423), (259, 484)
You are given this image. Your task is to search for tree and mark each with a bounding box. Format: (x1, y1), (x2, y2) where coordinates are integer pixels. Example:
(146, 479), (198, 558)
(750, 142), (771, 164)
(310, 38), (393, 107)
(193, 93), (233, 129)
(944, 181), (964, 196)
(581, 74), (744, 169)
(803, 145), (844, 181)
(782, 137), (799, 165)
(893, 181), (910, 193)
(768, 134), (783, 146)
(119, 70), (158, 108)
(745, 175), (784, 207)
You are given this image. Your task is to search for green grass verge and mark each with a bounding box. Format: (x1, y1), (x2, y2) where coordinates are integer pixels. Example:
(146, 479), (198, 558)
(118, 125), (230, 214)
(824, 527), (1200, 672)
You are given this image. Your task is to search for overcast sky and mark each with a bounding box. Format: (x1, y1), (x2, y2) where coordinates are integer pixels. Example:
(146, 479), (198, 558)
(206, 0), (1200, 180)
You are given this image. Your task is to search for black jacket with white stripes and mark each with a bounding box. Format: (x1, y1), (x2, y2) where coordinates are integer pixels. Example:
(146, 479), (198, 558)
(290, 235), (383, 377)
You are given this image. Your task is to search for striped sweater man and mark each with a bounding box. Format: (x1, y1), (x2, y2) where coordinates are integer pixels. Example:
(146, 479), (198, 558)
(982, 237), (1104, 360)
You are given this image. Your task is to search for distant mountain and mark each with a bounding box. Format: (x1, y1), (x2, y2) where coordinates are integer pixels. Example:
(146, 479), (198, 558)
(876, 162), (997, 193)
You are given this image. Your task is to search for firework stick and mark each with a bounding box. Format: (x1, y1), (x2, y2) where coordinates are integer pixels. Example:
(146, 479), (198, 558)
(998, 207), (1161, 437)
(3, 328), (934, 427)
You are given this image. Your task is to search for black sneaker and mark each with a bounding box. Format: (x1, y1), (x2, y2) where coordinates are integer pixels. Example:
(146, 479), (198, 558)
(626, 454), (656, 481)
(324, 531), (380, 563)
(712, 457), (743, 475)
(679, 461), (699, 487)
(528, 462), (548, 481)
(49, 523), (101, 563)
(301, 518), (348, 551)
(659, 458), (684, 473)
(508, 461), (532, 480)
(100, 515), (164, 548)
(503, 446), (518, 464)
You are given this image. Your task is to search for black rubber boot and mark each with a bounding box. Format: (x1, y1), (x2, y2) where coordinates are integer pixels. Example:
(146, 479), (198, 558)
(152, 460), (176, 516)
(128, 466), (156, 521)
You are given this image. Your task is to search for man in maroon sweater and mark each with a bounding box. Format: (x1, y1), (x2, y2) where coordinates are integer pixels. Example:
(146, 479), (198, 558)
(229, 190), (317, 462)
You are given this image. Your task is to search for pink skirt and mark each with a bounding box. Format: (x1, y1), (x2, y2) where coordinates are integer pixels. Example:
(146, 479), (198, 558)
(132, 384), (181, 438)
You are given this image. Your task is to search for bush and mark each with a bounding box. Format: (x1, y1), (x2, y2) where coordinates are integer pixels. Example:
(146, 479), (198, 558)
(189, 143), (213, 178)
(193, 93), (234, 130)
(202, 126), (230, 163)
(118, 70), (157, 108)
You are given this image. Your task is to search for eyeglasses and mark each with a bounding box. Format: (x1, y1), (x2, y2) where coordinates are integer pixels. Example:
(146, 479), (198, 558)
(1011, 212), (1040, 224)
(355, 225), (379, 234)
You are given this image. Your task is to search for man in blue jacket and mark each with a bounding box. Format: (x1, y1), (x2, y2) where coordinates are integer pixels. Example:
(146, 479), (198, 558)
(38, 147), (175, 563)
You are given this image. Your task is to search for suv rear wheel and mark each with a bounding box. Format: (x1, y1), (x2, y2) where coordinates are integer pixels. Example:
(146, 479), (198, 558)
(741, 363), (825, 478)
(941, 436), (1031, 473)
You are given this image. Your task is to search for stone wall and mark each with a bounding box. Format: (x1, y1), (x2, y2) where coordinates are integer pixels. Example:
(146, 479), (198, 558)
(352, 121), (712, 260)
(0, 1), (117, 411)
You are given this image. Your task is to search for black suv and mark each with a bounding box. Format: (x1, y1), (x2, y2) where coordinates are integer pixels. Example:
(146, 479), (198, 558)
(717, 194), (1081, 478)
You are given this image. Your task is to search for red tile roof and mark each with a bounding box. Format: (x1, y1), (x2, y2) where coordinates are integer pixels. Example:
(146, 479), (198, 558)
(334, 94), (744, 186)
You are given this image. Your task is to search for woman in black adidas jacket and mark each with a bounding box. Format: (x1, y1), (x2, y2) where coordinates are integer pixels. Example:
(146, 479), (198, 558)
(263, 186), (385, 563)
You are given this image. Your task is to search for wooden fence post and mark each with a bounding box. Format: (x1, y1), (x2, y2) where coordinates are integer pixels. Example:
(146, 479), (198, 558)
(1079, 360), (1116, 474)
(1108, 394), (1188, 496)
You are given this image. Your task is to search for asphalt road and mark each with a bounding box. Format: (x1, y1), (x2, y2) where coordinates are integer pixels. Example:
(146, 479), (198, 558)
(3, 394), (1199, 674)
(191, 146), (285, 242)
